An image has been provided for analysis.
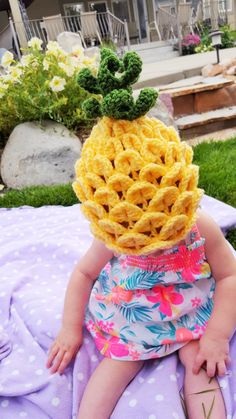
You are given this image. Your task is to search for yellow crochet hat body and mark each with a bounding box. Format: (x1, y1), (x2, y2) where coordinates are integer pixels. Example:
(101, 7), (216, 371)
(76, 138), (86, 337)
(73, 115), (202, 255)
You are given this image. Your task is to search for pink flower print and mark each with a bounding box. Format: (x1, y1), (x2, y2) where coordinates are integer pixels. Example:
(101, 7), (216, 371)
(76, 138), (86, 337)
(191, 297), (202, 308)
(181, 267), (198, 283)
(94, 335), (130, 358)
(119, 257), (128, 269)
(175, 327), (193, 342)
(103, 262), (111, 275)
(194, 322), (208, 337)
(130, 349), (141, 361)
(97, 320), (115, 333)
(146, 285), (184, 317)
(109, 286), (133, 304)
(161, 338), (174, 344)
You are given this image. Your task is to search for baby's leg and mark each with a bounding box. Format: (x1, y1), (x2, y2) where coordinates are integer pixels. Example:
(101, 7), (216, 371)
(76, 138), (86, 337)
(179, 341), (226, 419)
(78, 357), (144, 419)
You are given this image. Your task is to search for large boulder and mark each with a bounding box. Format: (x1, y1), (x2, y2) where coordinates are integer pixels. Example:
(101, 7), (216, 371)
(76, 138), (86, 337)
(0, 121), (82, 189)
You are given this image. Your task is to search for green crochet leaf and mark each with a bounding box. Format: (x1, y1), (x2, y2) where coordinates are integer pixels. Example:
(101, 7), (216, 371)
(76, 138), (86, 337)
(77, 47), (158, 120)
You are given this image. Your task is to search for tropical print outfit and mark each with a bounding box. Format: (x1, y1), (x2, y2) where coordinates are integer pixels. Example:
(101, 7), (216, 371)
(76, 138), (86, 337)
(85, 225), (215, 361)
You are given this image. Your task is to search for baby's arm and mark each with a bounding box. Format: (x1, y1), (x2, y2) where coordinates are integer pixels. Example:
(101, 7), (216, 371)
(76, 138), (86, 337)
(46, 239), (113, 374)
(194, 210), (236, 377)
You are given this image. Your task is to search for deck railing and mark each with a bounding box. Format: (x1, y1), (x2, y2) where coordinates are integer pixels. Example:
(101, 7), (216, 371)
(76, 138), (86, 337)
(11, 10), (130, 57)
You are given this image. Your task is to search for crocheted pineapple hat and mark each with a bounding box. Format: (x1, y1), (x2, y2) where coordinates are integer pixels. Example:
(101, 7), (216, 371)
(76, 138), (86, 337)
(73, 48), (203, 255)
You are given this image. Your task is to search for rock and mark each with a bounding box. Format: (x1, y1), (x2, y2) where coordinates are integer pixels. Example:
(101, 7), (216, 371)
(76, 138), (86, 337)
(57, 31), (84, 52)
(57, 31), (100, 59)
(201, 63), (225, 77)
(0, 121), (82, 189)
(225, 66), (236, 75)
(148, 97), (177, 129)
(194, 84), (236, 113)
(220, 57), (236, 69)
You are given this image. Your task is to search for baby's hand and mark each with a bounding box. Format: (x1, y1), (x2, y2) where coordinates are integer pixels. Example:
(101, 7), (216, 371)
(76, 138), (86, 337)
(46, 327), (83, 374)
(193, 332), (230, 377)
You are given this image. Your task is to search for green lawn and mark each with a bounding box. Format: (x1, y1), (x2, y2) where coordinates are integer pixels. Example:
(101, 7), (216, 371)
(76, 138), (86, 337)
(0, 137), (236, 247)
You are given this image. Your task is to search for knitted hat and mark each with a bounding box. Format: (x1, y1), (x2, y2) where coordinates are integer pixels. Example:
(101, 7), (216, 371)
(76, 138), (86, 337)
(73, 48), (203, 255)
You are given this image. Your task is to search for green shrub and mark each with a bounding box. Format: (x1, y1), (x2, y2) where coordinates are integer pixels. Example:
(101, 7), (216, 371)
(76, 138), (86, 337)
(0, 38), (99, 141)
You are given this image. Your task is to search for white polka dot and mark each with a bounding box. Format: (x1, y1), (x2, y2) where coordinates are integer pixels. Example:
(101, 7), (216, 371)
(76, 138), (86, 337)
(149, 415), (157, 419)
(36, 319), (42, 326)
(1, 400), (9, 408)
(25, 383), (33, 388)
(170, 374), (177, 382)
(55, 314), (61, 319)
(51, 397), (60, 407)
(17, 348), (24, 353)
(12, 369), (20, 376)
(156, 364), (164, 370)
(77, 372), (84, 381)
(84, 338), (89, 345)
(29, 355), (36, 363)
(226, 415), (232, 419)
(138, 376), (144, 383)
(155, 394), (164, 401)
(0, 384), (3, 391)
(172, 413), (180, 419)
(128, 399), (137, 407)
(234, 393), (236, 401)
(123, 390), (130, 397)
(35, 369), (43, 375)
(0, 291), (6, 297)
(220, 379), (227, 389)
(147, 377), (156, 384)
(91, 354), (98, 362)
(19, 412), (28, 417)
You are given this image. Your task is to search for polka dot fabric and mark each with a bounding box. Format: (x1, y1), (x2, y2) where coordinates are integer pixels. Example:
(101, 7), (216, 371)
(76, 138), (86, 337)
(0, 200), (236, 418)
(73, 116), (203, 255)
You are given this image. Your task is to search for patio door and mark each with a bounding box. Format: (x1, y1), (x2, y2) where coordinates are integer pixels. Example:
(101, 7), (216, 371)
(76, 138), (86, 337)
(63, 3), (85, 16)
(133, 0), (148, 42)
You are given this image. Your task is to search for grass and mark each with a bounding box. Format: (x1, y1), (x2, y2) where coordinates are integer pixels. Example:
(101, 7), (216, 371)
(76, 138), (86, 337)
(193, 137), (236, 248)
(0, 184), (77, 208)
(0, 137), (235, 247)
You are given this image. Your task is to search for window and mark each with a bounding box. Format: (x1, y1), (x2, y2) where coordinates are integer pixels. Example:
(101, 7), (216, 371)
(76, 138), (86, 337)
(64, 3), (85, 16)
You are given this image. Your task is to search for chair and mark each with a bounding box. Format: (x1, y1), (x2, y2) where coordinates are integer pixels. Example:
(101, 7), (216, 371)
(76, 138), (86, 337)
(43, 14), (66, 42)
(79, 11), (102, 46)
(178, 3), (193, 36)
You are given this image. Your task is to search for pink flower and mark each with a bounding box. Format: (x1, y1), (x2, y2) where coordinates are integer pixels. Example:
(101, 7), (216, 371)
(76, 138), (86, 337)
(194, 322), (208, 337)
(146, 285), (183, 317)
(97, 320), (115, 333)
(130, 349), (141, 360)
(94, 335), (130, 358)
(103, 262), (111, 275)
(191, 297), (202, 307)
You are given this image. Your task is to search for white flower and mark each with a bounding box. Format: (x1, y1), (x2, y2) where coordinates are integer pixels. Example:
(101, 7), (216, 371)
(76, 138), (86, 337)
(49, 76), (66, 92)
(9, 67), (23, 81)
(0, 80), (9, 90)
(20, 54), (33, 67)
(47, 41), (60, 51)
(1, 51), (14, 68)
(71, 46), (84, 57)
(58, 61), (74, 77)
(28, 37), (43, 50)
(43, 58), (50, 70)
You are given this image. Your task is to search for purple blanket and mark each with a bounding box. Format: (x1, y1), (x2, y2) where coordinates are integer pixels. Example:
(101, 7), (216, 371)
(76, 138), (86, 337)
(0, 196), (236, 419)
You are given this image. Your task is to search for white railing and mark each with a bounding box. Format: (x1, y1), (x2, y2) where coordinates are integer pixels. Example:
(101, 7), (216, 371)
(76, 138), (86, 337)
(11, 10), (130, 56)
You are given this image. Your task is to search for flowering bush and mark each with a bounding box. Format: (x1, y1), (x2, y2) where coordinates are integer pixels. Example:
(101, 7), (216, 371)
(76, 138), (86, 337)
(181, 34), (201, 55)
(0, 37), (99, 139)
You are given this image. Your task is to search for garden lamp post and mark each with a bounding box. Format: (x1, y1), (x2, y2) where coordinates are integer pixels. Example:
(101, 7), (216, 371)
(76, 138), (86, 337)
(210, 30), (223, 64)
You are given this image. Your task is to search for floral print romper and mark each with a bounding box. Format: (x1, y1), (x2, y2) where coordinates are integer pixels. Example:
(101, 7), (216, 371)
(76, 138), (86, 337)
(85, 225), (215, 361)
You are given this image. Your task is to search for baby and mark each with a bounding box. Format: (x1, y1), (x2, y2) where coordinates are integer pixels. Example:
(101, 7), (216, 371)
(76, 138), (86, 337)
(46, 48), (236, 418)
